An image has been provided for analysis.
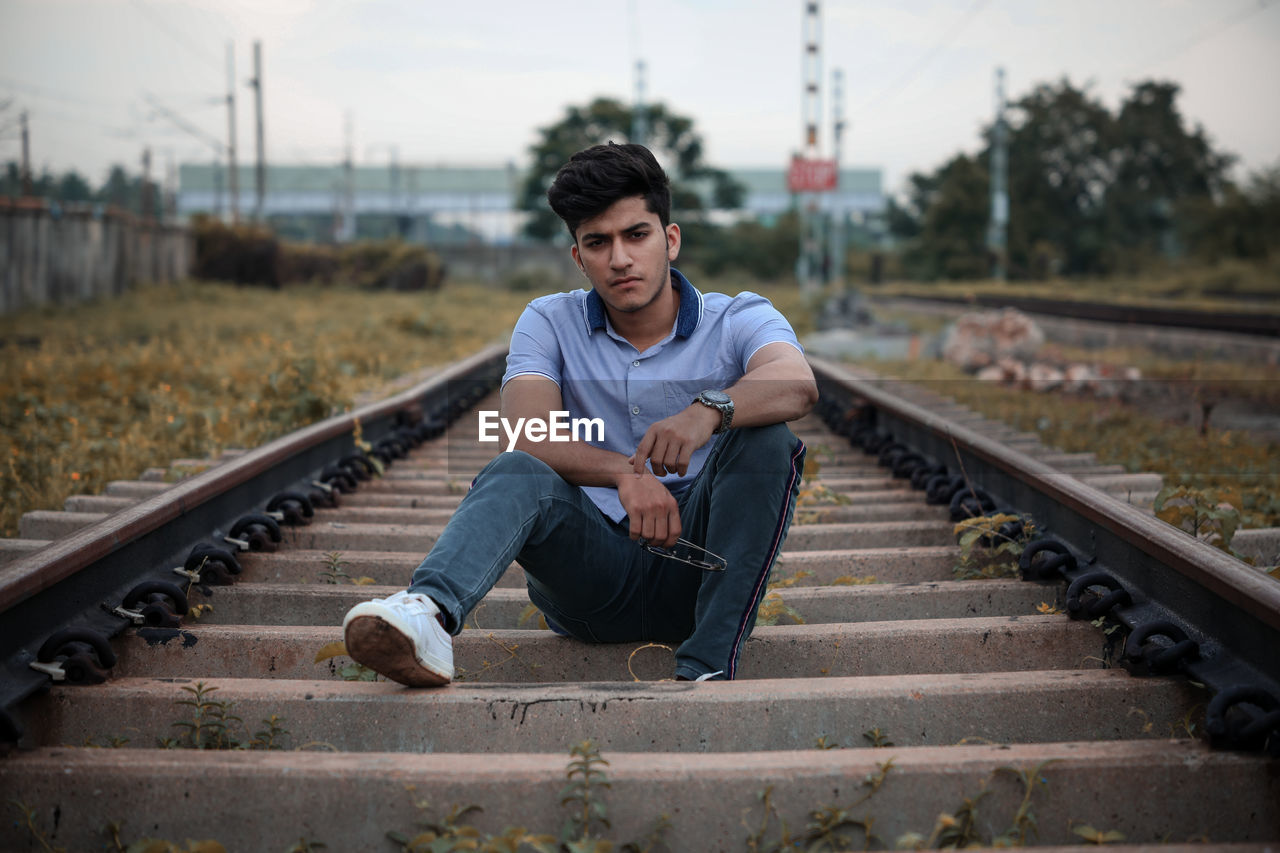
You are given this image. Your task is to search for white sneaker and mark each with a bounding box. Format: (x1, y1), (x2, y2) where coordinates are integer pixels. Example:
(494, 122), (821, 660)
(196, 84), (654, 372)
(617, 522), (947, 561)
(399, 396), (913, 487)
(342, 590), (454, 686)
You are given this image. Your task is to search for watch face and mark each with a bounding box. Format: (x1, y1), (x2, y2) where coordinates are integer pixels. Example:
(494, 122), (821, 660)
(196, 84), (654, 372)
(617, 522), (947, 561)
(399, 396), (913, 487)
(701, 390), (731, 405)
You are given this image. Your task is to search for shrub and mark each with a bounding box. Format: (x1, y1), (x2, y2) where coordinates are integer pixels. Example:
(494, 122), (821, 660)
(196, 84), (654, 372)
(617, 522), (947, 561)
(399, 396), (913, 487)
(339, 240), (445, 291)
(191, 216), (444, 291)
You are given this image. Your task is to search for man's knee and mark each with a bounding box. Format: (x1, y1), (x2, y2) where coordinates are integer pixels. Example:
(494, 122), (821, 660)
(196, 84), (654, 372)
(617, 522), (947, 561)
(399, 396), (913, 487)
(730, 423), (801, 460)
(477, 449), (552, 478)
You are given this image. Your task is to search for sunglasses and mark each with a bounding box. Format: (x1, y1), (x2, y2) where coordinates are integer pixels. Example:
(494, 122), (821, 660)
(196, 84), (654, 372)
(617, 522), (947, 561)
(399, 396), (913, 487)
(640, 538), (727, 572)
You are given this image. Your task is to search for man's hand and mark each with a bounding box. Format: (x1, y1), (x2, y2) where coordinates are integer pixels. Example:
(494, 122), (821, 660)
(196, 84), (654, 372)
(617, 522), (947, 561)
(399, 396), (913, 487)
(616, 466), (682, 547)
(631, 403), (722, 478)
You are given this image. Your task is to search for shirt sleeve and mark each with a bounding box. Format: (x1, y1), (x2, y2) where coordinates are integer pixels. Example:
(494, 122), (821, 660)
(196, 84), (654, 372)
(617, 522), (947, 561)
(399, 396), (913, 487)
(728, 292), (804, 370)
(502, 302), (563, 388)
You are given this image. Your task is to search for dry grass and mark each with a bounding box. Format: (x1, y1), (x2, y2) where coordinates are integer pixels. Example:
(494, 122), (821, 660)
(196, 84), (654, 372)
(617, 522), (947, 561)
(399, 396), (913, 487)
(0, 280), (530, 537)
(0, 276), (812, 538)
(855, 358), (1280, 529)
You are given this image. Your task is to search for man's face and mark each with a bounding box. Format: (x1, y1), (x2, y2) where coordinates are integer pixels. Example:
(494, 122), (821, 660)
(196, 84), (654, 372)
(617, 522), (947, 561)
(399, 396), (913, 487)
(571, 195), (681, 317)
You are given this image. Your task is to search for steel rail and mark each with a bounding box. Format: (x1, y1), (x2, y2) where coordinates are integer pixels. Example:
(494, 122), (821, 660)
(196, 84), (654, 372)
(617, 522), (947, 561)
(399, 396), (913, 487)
(0, 343), (506, 734)
(810, 356), (1280, 697)
(882, 292), (1280, 338)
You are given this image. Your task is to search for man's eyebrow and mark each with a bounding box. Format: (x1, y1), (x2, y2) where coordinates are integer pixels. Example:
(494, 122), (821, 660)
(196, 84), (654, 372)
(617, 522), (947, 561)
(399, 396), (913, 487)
(580, 221), (653, 241)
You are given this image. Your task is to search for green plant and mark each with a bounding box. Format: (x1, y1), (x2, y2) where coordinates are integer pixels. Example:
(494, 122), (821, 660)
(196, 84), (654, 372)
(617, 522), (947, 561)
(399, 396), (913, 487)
(745, 760), (895, 853)
(161, 682), (290, 750)
(991, 760), (1057, 847)
(387, 743), (668, 853)
(317, 551), (376, 585)
(559, 740), (612, 845)
(953, 512), (1039, 579)
(8, 800), (65, 852)
(1154, 485), (1248, 560)
(862, 727), (894, 748)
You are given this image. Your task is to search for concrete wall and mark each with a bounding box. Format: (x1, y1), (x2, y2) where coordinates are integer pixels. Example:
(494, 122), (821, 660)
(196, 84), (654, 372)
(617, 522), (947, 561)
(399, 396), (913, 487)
(0, 198), (193, 315)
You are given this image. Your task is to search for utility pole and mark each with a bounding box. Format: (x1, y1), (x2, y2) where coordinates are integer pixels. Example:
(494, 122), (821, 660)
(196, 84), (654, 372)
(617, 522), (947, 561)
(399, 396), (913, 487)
(339, 111), (355, 242)
(389, 144), (401, 238)
(631, 59), (648, 147)
(250, 40), (266, 224)
(19, 111), (31, 196)
(987, 66), (1008, 281)
(225, 41), (240, 225)
(797, 0), (825, 297)
(829, 67), (846, 299)
(141, 147), (153, 220)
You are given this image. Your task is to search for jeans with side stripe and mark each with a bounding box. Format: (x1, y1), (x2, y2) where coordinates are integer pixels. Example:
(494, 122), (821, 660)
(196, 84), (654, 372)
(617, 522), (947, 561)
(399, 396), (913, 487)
(407, 423), (806, 681)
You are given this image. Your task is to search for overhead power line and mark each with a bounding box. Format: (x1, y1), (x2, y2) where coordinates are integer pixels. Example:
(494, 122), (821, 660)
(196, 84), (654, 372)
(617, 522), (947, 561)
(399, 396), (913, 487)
(144, 92), (224, 154)
(129, 0), (225, 74)
(855, 0), (991, 112)
(1123, 0), (1278, 76)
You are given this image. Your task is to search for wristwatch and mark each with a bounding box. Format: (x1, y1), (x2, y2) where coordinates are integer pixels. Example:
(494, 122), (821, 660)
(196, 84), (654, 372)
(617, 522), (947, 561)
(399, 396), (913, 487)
(694, 389), (734, 434)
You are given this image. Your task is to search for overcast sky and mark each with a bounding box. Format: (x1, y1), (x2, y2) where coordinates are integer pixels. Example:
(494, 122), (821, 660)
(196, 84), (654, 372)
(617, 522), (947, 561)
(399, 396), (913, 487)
(2, 0), (1278, 196)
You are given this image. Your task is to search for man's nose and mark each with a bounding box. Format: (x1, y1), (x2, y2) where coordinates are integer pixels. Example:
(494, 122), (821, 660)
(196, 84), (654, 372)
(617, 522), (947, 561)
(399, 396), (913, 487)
(610, 239), (631, 268)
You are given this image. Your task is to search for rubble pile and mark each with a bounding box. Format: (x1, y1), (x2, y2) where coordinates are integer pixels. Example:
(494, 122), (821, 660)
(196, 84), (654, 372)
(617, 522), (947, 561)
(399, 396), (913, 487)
(943, 309), (1142, 395)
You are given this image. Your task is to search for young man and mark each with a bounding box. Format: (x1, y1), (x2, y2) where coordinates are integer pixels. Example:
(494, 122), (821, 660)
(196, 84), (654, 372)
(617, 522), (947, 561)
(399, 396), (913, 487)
(342, 142), (816, 684)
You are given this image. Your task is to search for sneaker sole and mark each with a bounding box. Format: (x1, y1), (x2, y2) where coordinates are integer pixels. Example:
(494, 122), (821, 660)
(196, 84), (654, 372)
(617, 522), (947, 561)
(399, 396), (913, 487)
(343, 615), (451, 687)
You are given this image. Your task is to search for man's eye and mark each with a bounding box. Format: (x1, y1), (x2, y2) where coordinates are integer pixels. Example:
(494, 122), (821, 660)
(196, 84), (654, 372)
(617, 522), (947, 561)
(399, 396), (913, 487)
(631, 231), (648, 239)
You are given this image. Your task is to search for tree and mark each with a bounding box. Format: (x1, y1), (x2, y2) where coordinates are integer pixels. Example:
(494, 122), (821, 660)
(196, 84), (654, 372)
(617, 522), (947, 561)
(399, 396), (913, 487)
(518, 97), (744, 241)
(56, 170), (94, 203)
(1178, 163), (1280, 262)
(96, 164), (144, 212)
(1108, 81), (1234, 267)
(999, 78), (1115, 277)
(900, 154), (990, 280)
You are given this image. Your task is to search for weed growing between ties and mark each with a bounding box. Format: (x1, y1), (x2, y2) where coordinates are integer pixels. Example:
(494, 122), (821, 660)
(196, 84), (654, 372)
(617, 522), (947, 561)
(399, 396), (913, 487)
(9, 799), (246, 853)
(952, 512), (1039, 579)
(159, 682), (290, 750)
(387, 740), (670, 853)
(317, 551), (376, 585)
(743, 757), (1100, 850)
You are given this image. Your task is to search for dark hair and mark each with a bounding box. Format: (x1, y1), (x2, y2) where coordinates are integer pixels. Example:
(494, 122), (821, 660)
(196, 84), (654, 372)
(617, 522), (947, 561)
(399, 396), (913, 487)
(546, 142), (671, 240)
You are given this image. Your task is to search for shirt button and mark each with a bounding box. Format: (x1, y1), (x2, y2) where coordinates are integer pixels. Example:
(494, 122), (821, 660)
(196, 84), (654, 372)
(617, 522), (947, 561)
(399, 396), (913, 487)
(632, 360), (640, 367)
(631, 406), (640, 415)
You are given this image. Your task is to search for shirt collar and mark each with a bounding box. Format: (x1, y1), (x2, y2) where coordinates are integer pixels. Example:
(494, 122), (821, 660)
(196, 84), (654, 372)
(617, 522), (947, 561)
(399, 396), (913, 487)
(582, 267), (702, 339)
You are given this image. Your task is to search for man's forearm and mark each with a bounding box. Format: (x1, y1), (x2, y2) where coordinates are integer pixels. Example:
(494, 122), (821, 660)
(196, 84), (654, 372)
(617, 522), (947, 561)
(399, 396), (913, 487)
(722, 358), (818, 428)
(507, 436), (635, 489)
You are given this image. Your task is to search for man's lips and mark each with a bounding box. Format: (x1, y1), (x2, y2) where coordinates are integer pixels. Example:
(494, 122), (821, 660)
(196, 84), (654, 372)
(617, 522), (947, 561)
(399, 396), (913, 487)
(610, 276), (642, 287)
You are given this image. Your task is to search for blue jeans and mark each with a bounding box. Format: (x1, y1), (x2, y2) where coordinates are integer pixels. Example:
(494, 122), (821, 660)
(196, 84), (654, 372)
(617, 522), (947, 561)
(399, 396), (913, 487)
(408, 423), (806, 680)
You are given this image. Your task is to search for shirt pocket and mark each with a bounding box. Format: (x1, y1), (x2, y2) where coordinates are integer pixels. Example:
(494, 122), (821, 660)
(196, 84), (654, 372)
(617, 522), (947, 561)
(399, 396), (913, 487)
(662, 371), (736, 415)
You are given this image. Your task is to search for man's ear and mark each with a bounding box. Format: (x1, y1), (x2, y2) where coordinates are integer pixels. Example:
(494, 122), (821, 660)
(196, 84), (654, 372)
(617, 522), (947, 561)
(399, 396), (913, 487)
(665, 223), (681, 262)
(570, 243), (586, 275)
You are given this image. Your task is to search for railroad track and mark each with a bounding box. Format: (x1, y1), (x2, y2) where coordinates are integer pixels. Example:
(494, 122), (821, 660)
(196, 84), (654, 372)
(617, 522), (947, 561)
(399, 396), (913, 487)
(1, 345), (1277, 850)
(877, 292), (1280, 339)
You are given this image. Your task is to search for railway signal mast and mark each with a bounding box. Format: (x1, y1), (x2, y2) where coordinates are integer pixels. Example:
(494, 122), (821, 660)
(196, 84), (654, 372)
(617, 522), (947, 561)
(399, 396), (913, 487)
(792, 0), (833, 298)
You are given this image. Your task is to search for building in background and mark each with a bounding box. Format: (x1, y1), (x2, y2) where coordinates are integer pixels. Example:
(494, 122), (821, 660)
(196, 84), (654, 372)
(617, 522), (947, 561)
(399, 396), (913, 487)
(177, 162), (884, 246)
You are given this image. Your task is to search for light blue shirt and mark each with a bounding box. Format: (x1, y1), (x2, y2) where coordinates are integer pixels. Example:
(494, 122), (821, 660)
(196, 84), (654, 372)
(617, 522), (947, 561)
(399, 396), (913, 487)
(501, 268), (803, 523)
